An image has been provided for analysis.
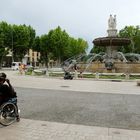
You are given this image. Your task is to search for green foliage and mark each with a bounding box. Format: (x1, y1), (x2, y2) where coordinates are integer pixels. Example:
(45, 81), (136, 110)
(45, 26), (88, 63)
(33, 26), (89, 66)
(0, 21), (11, 68)
(0, 21), (36, 65)
(0, 21), (88, 66)
(32, 36), (40, 52)
(0, 21), (12, 48)
(66, 37), (88, 59)
(90, 45), (106, 53)
(48, 26), (70, 62)
(119, 26), (140, 53)
(39, 34), (49, 67)
(11, 24), (36, 61)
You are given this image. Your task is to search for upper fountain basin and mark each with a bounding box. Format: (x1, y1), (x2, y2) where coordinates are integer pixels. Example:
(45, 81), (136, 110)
(93, 37), (131, 46)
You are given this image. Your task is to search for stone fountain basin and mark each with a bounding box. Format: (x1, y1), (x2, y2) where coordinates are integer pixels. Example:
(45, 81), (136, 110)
(93, 37), (131, 46)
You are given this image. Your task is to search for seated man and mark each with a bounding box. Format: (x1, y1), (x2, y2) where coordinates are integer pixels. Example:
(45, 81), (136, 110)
(0, 72), (20, 121)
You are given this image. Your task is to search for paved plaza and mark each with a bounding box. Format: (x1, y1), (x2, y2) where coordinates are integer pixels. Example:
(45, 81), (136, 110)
(0, 70), (140, 140)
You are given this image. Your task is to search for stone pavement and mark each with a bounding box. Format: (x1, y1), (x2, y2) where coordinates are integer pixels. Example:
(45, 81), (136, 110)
(1, 118), (140, 140)
(6, 71), (140, 95)
(0, 70), (140, 140)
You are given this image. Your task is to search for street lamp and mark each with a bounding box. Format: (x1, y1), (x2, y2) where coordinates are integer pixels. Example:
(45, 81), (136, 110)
(11, 28), (14, 63)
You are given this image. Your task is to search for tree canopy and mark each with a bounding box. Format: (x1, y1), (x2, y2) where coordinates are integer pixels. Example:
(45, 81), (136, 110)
(33, 26), (89, 66)
(0, 21), (36, 67)
(0, 22), (12, 68)
(119, 26), (140, 53)
(11, 24), (35, 61)
(0, 21), (88, 67)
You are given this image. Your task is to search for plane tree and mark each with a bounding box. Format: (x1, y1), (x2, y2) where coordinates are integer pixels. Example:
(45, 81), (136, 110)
(66, 37), (88, 59)
(11, 24), (35, 61)
(0, 21), (12, 68)
(119, 26), (140, 53)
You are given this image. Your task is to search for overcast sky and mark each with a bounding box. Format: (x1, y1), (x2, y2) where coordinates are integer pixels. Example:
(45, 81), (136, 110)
(0, 0), (140, 51)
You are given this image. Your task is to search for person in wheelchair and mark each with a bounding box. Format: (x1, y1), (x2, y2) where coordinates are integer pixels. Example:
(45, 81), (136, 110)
(0, 72), (20, 121)
(64, 71), (73, 80)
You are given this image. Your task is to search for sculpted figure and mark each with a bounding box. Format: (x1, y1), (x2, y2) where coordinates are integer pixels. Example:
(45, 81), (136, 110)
(108, 15), (116, 29)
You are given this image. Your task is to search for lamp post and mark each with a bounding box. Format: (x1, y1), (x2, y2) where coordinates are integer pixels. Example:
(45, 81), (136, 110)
(11, 28), (14, 63)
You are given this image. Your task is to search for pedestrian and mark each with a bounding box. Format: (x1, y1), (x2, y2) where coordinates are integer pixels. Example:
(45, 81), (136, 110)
(21, 63), (25, 74)
(73, 64), (78, 79)
(79, 71), (83, 78)
(19, 63), (23, 75)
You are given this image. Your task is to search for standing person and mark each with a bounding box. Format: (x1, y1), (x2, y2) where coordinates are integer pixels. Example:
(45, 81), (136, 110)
(0, 72), (20, 121)
(19, 63), (23, 75)
(21, 63), (25, 74)
(73, 64), (78, 79)
(79, 71), (83, 78)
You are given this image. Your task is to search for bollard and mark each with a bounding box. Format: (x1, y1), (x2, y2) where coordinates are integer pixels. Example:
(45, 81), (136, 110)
(125, 73), (130, 80)
(74, 70), (78, 79)
(95, 72), (99, 80)
(137, 81), (140, 86)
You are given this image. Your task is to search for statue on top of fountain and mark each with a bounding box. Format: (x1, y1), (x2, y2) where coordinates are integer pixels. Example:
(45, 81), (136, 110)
(108, 14), (116, 29)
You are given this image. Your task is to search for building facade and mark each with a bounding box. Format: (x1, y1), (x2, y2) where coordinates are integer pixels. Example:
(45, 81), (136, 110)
(2, 49), (40, 67)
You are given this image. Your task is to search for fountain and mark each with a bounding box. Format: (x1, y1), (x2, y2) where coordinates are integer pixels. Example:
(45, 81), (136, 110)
(62, 15), (140, 74)
(93, 14), (131, 70)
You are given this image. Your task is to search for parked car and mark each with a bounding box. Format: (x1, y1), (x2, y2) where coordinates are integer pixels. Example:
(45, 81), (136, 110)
(11, 62), (21, 70)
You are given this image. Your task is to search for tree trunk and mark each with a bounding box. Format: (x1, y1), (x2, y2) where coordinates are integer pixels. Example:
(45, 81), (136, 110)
(0, 56), (3, 69)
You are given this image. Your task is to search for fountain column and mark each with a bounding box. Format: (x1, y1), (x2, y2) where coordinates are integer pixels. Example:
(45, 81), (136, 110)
(105, 15), (118, 70)
(107, 14), (118, 58)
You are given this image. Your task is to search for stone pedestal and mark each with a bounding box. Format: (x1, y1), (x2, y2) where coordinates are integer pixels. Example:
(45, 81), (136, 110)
(107, 29), (117, 37)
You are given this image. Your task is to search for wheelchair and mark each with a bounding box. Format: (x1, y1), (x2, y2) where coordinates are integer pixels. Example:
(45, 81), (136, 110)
(64, 71), (73, 80)
(0, 98), (19, 126)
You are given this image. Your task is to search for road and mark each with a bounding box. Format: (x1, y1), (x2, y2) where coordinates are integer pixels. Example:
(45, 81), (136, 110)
(16, 87), (140, 130)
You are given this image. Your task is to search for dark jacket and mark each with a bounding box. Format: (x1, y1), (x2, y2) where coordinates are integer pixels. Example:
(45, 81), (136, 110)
(0, 84), (17, 104)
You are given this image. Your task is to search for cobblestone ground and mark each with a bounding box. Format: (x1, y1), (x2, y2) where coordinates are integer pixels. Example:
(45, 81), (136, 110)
(1, 119), (140, 140)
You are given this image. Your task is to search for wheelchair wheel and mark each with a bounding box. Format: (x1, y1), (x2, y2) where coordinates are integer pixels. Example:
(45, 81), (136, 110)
(0, 102), (18, 126)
